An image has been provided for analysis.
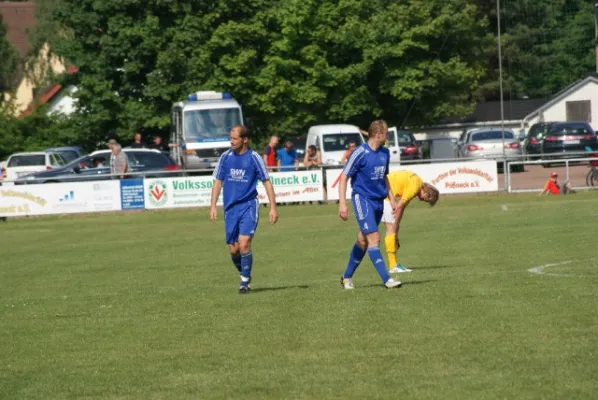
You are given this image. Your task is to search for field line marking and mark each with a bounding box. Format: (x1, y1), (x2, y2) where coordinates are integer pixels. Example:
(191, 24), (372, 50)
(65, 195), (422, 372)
(527, 260), (577, 277)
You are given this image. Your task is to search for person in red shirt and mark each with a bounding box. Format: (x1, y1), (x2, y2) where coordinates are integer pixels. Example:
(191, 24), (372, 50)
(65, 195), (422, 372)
(539, 172), (572, 196)
(262, 135), (279, 168)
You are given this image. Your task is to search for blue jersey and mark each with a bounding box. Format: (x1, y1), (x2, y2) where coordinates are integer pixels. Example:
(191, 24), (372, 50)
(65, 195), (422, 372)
(342, 143), (390, 200)
(213, 148), (269, 210)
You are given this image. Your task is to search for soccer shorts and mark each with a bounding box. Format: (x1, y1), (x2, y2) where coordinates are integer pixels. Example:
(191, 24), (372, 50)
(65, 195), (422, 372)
(351, 193), (383, 235)
(224, 198), (259, 244)
(381, 200), (396, 224)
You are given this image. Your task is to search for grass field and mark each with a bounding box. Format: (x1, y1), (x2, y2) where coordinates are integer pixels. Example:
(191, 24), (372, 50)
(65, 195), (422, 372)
(1, 193), (598, 399)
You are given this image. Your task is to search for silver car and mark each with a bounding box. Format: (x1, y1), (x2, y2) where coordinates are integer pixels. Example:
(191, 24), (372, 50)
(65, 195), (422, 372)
(458, 128), (523, 170)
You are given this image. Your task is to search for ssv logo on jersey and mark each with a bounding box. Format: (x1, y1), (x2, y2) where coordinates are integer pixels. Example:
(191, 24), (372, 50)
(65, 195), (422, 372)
(229, 169), (246, 179)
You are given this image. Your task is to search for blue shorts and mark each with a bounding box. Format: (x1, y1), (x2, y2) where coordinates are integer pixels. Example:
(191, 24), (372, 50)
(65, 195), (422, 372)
(224, 199), (260, 244)
(351, 193), (383, 235)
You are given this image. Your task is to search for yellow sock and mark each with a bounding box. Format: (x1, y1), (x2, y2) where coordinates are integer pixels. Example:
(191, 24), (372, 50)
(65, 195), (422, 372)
(385, 234), (398, 269)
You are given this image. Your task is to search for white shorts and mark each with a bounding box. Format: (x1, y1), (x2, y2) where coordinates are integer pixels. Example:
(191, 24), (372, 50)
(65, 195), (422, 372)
(381, 200), (395, 224)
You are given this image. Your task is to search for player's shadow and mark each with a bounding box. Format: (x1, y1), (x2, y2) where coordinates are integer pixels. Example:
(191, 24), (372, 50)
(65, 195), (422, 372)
(251, 285), (309, 293)
(361, 279), (436, 288)
(413, 265), (457, 270)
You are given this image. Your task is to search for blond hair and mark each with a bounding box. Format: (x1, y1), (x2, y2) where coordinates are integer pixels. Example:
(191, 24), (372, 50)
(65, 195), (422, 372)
(422, 182), (439, 207)
(368, 119), (388, 138)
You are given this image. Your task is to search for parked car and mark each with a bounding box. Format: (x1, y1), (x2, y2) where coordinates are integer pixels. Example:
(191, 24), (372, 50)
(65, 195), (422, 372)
(454, 127), (487, 158)
(15, 149), (180, 184)
(458, 128), (524, 171)
(4, 151), (68, 182)
(541, 122), (598, 159)
(523, 122), (556, 156)
(305, 124), (365, 165)
(44, 146), (85, 163)
(389, 130), (422, 161)
(0, 160), (6, 182)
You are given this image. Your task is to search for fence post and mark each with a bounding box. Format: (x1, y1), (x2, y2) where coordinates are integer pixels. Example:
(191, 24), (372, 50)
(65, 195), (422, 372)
(503, 157), (508, 192)
(565, 159), (570, 183)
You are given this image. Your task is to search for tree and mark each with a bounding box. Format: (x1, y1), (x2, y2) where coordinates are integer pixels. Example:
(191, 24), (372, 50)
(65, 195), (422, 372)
(33, 0), (489, 146)
(0, 13), (18, 103)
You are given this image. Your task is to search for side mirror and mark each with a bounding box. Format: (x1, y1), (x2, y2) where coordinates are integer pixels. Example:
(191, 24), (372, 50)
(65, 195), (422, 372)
(73, 166), (81, 173)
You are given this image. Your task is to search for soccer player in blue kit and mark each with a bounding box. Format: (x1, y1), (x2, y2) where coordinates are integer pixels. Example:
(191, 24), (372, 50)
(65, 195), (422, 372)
(210, 125), (278, 294)
(338, 120), (403, 289)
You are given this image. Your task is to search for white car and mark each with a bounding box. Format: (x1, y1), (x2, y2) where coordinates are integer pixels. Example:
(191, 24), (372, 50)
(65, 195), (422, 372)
(4, 151), (68, 182)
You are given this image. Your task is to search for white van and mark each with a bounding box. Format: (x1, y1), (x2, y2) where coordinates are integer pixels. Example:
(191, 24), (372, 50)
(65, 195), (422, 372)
(305, 124), (365, 165)
(4, 151), (67, 182)
(305, 124), (402, 165)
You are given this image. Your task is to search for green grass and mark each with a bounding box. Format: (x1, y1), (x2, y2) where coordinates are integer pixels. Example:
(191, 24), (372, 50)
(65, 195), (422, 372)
(1, 193), (598, 399)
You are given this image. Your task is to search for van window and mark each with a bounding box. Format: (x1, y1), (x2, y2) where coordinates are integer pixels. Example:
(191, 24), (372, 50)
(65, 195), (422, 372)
(8, 155), (46, 167)
(322, 133), (362, 152)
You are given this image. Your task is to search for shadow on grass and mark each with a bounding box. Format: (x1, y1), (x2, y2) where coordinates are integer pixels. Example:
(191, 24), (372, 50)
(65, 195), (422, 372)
(413, 265), (458, 270)
(251, 285), (310, 293)
(361, 279), (436, 288)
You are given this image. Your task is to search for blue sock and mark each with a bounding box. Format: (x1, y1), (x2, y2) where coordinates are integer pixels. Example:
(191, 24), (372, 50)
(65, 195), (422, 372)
(231, 255), (242, 273)
(343, 243), (367, 279)
(240, 252), (253, 287)
(367, 246), (391, 283)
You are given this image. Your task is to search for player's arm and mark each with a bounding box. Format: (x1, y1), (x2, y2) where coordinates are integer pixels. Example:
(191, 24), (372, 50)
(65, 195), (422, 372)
(209, 179), (222, 222)
(386, 176), (398, 213)
(262, 179), (278, 224)
(210, 154), (227, 222)
(253, 152), (278, 224)
(539, 181), (549, 196)
(338, 173), (350, 220)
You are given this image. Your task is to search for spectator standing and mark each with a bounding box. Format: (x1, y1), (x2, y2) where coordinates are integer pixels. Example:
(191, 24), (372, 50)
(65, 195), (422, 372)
(110, 144), (129, 179)
(277, 140), (299, 172)
(149, 135), (168, 152)
(263, 135), (279, 169)
(130, 132), (146, 148)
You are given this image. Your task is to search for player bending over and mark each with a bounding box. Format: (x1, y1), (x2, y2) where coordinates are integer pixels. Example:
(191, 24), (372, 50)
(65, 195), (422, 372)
(382, 170), (439, 273)
(210, 125), (278, 294)
(338, 120), (402, 289)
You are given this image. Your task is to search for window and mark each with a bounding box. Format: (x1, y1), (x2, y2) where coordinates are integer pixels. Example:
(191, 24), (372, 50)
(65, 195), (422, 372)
(471, 131), (515, 141)
(128, 152), (170, 168)
(8, 155), (46, 167)
(566, 100), (591, 122)
(183, 108), (242, 140)
(322, 133), (362, 152)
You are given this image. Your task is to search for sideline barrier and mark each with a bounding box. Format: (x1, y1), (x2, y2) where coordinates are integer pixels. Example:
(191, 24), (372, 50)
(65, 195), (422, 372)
(0, 161), (497, 217)
(325, 160), (499, 200)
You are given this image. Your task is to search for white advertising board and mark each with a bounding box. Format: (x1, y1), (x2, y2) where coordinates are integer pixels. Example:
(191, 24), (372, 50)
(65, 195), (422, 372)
(325, 160), (498, 200)
(257, 170), (323, 203)
(144, 170), (324, 210)
(0, 180), (122, 217)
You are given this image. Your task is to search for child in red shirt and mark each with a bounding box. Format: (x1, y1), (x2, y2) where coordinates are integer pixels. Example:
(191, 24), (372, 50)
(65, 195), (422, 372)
(539, 172), (572, 196)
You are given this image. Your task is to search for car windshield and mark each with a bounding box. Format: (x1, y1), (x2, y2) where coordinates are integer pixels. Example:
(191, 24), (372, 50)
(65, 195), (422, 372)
(398, 131), (415, 145)
(529, 124), (550, 137)
(322, 133), (362, 152)
(184, 108), (242, 141)
(54, 150), (79, 162)
(8, 155), (46, 167)
(471, 131), (515, 141)
(549, 125), (592, 136)
(128, 152), (171, 168)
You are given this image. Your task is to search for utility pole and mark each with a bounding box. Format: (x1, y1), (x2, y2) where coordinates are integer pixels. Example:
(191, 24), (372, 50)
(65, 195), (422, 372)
(497, 0), (505, 157)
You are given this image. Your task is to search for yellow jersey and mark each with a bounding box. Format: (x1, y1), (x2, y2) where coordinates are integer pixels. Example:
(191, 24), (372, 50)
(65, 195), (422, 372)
(387, 170), (422, 206)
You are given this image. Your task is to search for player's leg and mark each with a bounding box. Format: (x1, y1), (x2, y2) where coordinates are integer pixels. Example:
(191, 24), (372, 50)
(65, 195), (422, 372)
(341, 195), (369, 288)
(237, 199), (259, 293)
(381, 200), (399, 270)
(225, 207), (242, 274)
(228, 243), (242, 273)
(364, 199), (401, 288)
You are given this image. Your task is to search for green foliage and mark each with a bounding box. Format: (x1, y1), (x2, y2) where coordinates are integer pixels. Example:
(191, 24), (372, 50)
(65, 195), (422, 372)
(35, 0), (488, 144)
(0, 13), (18, 95)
